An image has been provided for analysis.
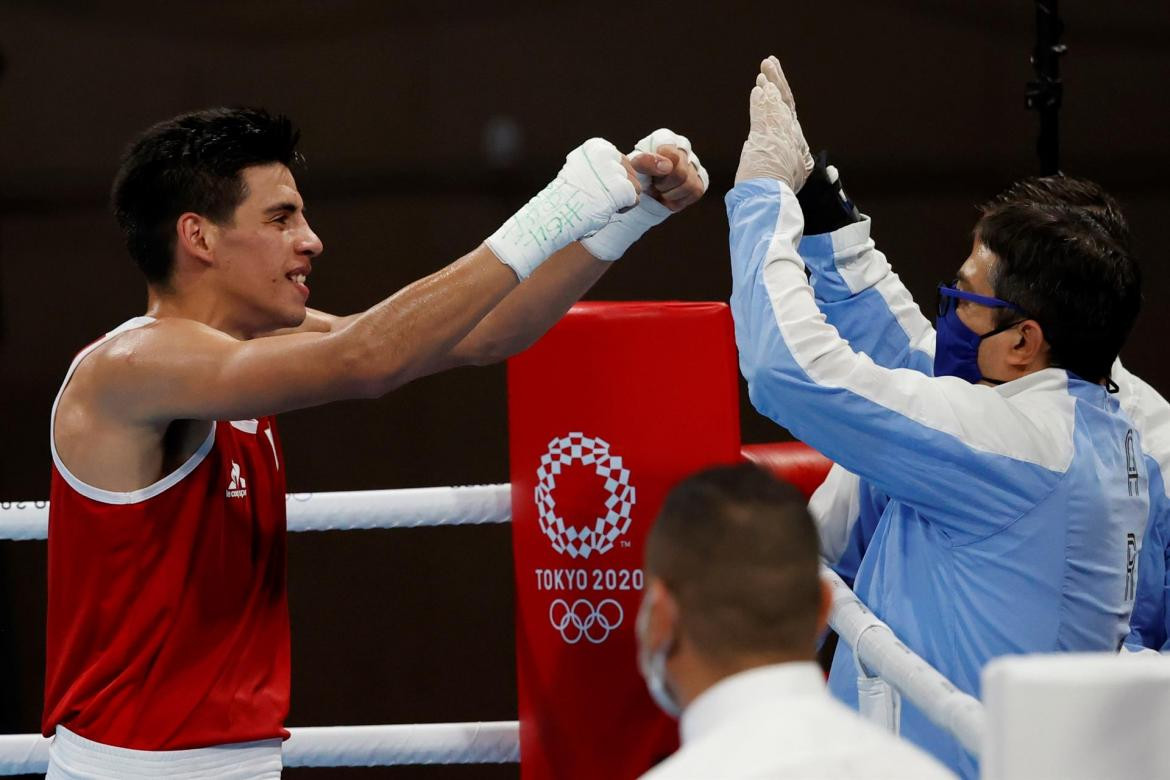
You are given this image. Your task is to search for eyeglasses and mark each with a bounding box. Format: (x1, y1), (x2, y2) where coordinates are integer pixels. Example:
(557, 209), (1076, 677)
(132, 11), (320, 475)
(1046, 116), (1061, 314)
(937, 280), (1028, 319)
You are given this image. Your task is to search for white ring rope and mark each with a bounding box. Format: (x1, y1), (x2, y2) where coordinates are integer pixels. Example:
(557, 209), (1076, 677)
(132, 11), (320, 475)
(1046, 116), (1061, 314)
(0, 722), (520, 775)
(823, 565), (987, 757)
(0, 487), (987, 770)
(283, 721), (519, 767)
(0, 484), (511, 541)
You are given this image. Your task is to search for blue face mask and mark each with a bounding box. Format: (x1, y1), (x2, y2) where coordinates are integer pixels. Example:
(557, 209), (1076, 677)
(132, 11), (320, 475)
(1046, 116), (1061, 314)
(636, 588), (682, 718)
(934, 283), (1027, 385)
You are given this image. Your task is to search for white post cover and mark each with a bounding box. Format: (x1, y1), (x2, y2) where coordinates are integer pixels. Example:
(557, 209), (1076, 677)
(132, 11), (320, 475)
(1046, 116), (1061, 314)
(982, 652), (1170, 780)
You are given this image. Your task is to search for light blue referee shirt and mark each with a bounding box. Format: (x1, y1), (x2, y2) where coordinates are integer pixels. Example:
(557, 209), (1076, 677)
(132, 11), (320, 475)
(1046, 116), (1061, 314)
(796, 209), (1170, 654)
(727, 179), (1149, 779)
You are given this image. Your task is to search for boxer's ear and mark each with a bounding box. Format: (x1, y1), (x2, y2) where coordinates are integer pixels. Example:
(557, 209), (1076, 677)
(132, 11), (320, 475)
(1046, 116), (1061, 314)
(176, 212), (216, 267)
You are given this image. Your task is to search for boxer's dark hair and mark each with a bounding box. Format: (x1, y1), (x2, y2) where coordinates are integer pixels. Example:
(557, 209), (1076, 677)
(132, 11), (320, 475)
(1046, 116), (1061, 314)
(976, 176), (1140, 385)
(645, 464), (822, 663)
(111, 107), (302, 286)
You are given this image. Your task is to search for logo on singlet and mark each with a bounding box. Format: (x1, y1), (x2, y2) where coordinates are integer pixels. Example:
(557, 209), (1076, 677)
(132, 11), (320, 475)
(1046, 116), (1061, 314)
(226, 461), (248, 499)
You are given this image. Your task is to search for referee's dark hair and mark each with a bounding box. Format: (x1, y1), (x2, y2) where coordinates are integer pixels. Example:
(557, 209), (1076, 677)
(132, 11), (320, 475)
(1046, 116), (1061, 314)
(645, 463), (824, 663)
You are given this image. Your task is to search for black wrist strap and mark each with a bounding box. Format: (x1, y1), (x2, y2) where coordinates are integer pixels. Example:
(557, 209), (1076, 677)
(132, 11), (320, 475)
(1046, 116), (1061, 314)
(797, 151), (862, 235)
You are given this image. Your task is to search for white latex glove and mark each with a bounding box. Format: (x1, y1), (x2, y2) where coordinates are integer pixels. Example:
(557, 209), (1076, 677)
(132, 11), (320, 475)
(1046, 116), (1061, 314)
(486, 138), (638, 279)
(759, 55), (816, 186)
(734, 69), (808, 191)
(581, 128), (709, 261)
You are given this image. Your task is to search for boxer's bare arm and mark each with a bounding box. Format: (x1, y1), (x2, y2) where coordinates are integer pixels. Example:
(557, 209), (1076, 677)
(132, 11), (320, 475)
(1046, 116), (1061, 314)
(275, 241), (605, 368)
(92, 244), (517, 425)
(439, 242), (606, 368)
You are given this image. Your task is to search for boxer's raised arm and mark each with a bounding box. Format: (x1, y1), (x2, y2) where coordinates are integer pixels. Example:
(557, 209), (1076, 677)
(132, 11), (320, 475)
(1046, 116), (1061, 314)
(273, 241), (608, 368)
(94, 245), (517, 423)
(278, 132), (706, 368)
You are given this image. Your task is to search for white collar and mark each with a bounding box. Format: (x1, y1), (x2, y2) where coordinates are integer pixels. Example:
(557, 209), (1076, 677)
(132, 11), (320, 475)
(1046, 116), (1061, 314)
(680, 662), (825, 746)
(992, 366), (1070, 398)
(994, 366), (1120, 412)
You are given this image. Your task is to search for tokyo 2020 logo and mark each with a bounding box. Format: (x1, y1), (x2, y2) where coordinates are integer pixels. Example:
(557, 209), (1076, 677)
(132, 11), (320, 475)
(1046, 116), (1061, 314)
(534, 433), (636, 558)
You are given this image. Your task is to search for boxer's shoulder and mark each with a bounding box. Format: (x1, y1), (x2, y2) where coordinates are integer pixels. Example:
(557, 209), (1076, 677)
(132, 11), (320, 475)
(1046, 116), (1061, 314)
(53, 318), (218, 492)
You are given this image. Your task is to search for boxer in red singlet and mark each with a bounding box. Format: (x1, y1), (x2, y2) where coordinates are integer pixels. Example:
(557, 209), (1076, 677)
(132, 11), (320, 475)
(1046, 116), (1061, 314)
(43, 108), (706, 778)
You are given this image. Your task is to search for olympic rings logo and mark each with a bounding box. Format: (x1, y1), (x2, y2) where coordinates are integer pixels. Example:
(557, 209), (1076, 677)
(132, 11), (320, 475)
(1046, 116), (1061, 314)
(534, 433), (636, 559)
(0, 501), (48, 511)
(549, 598), (624, 644)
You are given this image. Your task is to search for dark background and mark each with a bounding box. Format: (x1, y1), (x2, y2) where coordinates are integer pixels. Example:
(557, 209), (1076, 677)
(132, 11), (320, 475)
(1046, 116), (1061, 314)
(1, 2), (1167, 778)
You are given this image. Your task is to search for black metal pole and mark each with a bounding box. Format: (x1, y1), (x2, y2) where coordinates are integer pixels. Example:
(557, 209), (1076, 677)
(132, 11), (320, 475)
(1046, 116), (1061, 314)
(1026, 1), (1066, 175)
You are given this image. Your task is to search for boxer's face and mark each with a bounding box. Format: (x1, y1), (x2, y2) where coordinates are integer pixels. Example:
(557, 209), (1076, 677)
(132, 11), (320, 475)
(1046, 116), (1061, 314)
(210, 163), (323, 335)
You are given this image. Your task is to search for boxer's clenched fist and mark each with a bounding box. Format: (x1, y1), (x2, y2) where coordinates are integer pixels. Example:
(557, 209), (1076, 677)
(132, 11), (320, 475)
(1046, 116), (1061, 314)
(632, 128), (708, 211)
(582, 128), (709, 261)
(487, 137), (639, 279)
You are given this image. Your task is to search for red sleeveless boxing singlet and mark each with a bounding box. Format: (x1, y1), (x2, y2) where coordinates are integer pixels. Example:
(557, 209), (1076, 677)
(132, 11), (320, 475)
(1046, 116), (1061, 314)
(43, 317), (291, 750)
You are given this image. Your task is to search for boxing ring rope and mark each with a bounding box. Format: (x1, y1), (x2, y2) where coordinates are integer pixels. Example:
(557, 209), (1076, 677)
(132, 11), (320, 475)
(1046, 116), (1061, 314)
(823, 566), (986, 757)
(0, 722), (520, 776)
(0, 484), (512, 541)
(0, 485), (986, 772)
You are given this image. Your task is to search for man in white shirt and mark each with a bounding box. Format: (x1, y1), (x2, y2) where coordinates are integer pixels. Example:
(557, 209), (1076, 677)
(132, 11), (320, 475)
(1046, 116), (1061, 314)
(635, 464), (953, 779)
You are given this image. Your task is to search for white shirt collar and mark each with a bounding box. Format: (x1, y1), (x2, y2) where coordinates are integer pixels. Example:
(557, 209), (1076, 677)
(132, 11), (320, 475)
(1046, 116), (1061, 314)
(992, 366), (1070, 398)
(679, 661), (825, 746)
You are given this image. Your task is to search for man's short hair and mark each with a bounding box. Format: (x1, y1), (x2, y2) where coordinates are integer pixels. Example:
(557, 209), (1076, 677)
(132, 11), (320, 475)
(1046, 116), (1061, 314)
(110, 107), (302, 286)
(976, 176), (1141, 384)
(644, 463), (822, 663)
(990, 176), (1131, 247)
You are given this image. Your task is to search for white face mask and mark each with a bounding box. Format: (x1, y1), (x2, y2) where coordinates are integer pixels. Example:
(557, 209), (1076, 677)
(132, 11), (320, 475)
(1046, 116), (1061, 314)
(636, 587), (682, 718)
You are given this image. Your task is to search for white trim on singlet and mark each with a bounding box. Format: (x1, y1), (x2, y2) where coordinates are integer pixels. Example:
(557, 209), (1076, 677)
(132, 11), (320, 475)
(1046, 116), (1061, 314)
(230, 419), (259, 434)
(50, 317), (218, 506)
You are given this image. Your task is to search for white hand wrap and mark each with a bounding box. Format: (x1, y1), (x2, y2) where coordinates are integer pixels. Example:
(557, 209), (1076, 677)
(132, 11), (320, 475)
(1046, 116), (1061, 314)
(581, 128), (709, 262)
(486, 137), (636, 280)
